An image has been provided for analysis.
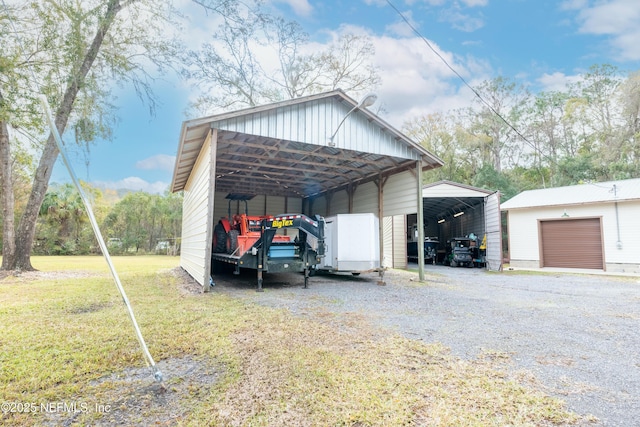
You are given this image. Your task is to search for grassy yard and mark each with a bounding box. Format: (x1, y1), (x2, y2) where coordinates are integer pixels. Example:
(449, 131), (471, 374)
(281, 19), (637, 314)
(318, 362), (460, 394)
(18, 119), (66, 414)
(0, 256), (582, 426)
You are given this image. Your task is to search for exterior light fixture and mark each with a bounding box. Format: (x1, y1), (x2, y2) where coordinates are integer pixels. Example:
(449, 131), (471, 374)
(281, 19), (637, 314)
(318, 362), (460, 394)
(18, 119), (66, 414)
(561, 210), (569, 218)
(437, 218), (445, 224)
(453, 211), (464, 218)
(328, 92), (378, 147)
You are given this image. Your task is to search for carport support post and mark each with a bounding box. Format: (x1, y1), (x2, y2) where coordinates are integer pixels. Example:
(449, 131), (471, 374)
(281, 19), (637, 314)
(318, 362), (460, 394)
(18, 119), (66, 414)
(257, 221), (265, 292)
(416, 161), (425, 281)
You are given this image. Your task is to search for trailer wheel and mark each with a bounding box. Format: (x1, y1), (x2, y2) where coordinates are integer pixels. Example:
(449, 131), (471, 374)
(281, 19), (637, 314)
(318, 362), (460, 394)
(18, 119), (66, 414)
(226, 230), (239, 254)
(213, 224), (227, 253)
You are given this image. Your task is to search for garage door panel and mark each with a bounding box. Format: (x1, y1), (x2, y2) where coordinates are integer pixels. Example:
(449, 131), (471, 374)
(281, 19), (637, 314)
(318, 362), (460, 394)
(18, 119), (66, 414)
(540, 218), (603, 269)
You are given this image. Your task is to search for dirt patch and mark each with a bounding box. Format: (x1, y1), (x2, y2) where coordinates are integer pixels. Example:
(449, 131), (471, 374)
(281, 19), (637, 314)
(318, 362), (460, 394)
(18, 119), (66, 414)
(42, 356), (224, 426)
(0, 269), (102, 283)
(171, 267), (205, 295)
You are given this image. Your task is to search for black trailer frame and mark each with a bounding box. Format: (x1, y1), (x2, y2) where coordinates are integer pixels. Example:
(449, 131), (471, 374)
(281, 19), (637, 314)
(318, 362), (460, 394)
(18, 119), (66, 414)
(211, 214), (325, 291)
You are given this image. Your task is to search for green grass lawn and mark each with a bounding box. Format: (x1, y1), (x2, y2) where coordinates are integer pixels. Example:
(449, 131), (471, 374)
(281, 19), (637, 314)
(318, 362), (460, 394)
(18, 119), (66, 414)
(0, 256), (583, 426)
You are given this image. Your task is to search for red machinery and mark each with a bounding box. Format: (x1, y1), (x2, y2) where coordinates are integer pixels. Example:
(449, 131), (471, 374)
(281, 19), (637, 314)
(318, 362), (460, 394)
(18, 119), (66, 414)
(214, 213), (292, 256)
(211, 195), (325, 290)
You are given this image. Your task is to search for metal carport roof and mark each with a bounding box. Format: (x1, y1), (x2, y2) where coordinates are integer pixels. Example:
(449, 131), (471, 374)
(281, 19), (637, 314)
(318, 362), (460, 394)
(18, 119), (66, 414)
(421, 180), (495, 219)
(170, 90), (443, 198)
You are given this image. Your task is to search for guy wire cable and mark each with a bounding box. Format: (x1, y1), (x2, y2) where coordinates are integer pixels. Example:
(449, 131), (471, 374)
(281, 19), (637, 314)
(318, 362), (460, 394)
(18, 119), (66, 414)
(39, 96), (163, 384)
(1, 0), (163, 384)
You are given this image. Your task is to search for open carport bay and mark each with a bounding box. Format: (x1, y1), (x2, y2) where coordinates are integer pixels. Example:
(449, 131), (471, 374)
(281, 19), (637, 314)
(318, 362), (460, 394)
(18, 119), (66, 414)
(406, 181), (502, 270)
(213, 266), (640, 426)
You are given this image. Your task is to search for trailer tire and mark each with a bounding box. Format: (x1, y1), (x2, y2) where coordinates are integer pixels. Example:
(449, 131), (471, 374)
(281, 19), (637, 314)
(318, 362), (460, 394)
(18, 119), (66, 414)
(213, 224), (227, 253)
(226, 230), (239, 254)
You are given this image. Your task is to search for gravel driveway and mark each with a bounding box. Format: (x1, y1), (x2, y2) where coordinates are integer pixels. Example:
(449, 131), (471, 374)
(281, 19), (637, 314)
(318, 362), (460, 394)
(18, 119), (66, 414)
(211, 265), (640, 426)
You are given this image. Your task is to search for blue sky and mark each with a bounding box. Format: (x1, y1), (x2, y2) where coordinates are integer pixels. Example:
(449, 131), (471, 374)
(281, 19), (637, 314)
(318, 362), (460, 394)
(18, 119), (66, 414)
(51, 0), (640, 194)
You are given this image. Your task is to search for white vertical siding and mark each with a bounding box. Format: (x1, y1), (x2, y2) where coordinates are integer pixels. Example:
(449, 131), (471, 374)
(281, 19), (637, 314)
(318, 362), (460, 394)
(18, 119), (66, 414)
(213, 193), (303, 218)
(247, 195), (266, 215)
(181, 132), (215, 286)
(352, 181), (379, 214)
(383, 171), (418, 217)
(484, 192), (502, 271)
(288, 197), (303, 214)
(611, 200), (640, 265)
(266, 196), (286, 214)
(382, 216), (393, 268)
(330, 190), (349, 215)
(392, 215), (407, 268)
(382, 215), (407, 269)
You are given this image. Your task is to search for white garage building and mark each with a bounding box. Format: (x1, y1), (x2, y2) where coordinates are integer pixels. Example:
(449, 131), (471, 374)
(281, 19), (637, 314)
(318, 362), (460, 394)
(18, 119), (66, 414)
(501, 178), (640, 273)
(170, 90), (443, 290)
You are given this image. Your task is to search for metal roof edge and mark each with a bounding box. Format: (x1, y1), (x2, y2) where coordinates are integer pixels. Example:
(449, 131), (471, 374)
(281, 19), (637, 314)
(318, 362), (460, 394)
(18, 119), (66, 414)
(180, 90), (351, 129)
(501, 197), (639, 211)
(170, 121), (189, 193)
(422, 180), (494, 195)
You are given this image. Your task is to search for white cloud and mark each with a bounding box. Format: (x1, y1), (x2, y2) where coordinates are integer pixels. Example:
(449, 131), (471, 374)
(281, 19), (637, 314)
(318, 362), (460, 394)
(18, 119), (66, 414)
(572, 0), (640, 61)
(135, 154), (176, 172)
(439, 8), (485, 32)
(385, 10), (419, 37)
(364, 33), (490, 125)
(536, 72), (582, 92)
(92, 177), (169, 194)
(460, 0), (488, 5)
(560, 0), (589, 11)
(271, 0), (313, 17)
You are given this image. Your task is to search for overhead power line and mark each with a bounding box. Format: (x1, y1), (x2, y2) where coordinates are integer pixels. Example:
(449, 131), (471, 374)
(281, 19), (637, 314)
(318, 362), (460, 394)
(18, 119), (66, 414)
(384, 0), (548, 160)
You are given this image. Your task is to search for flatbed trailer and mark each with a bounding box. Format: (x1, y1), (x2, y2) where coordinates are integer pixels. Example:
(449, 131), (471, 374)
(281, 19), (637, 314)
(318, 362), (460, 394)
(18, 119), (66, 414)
(211, 213), (325, 291)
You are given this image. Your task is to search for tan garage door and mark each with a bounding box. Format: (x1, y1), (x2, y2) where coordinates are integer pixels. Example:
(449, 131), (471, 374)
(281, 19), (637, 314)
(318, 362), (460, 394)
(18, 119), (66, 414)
(540, 218), (604, 269)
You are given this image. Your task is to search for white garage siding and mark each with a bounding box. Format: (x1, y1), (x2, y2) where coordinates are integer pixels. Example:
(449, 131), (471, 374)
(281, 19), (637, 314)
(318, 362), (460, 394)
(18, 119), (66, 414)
(180, 132), (215, 287)
(382, 215), (408, 269)
(212, 191), (227, 223)
(484, 192), (502, 271)
(265, 195), (286, 215)
(383, 171), (417, 217)
(382, 216), (393, 268)
(352, 181), (379, 214)
(213, 194), (303, 219)
(392, 215), (407, 268)
(329, 190), (349, 215)
(506, 201), (640, 272)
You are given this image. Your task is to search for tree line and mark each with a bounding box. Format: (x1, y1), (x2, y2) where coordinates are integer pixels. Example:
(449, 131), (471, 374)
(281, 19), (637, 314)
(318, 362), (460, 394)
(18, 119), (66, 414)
(32, 183), (182, 256)
(1, 0), (380, 270)
(404, 65), (640, 200)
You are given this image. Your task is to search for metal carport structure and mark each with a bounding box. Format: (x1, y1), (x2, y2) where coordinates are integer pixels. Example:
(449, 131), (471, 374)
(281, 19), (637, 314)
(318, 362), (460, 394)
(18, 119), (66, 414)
(417, 181), (502, 271)
(170, 90), (443, 290)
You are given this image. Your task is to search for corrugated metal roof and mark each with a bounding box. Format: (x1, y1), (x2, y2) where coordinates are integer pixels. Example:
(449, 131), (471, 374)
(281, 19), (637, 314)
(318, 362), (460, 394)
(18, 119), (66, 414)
(421, 180), (496, 219)
(170, 90), (443, 197)
(501, 178), (640, 211)
(423, 180), (494, 198)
